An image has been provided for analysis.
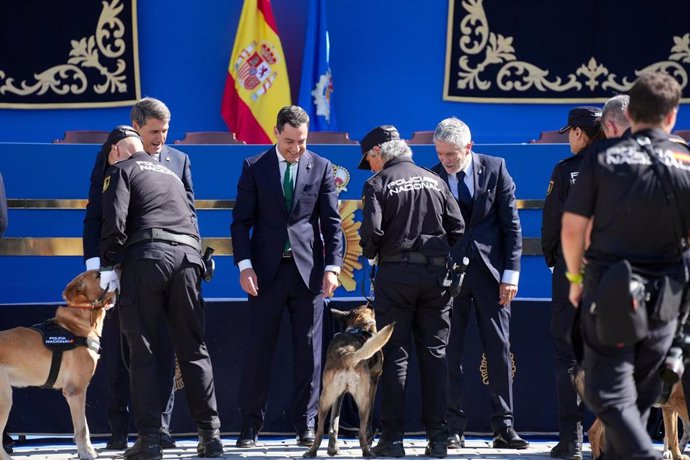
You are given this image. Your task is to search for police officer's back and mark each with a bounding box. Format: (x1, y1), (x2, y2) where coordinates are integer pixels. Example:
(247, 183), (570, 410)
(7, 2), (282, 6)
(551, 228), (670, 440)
(562, 72), (690, 460)
(358, 126), (464, 458)
(98, 127), (223, 460)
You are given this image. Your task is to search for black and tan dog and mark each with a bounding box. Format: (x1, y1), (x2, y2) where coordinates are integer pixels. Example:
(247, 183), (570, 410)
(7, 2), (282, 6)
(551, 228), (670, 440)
(0, 270), (115, 460)
(574, 369), (690, 460)
(304, 305), (394, 458)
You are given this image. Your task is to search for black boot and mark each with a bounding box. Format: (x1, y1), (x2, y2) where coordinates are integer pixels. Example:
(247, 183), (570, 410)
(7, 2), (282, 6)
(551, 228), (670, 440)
(123, 434), (162, 460)
(197, 428), (224, 458)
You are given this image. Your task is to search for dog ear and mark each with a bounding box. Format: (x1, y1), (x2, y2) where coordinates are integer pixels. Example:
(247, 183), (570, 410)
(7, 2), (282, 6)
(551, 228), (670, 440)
(330, 308), (349, 323)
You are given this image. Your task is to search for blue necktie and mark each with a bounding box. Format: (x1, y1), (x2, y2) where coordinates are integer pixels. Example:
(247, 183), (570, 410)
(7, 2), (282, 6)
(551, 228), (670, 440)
(456, 171), (473, 221)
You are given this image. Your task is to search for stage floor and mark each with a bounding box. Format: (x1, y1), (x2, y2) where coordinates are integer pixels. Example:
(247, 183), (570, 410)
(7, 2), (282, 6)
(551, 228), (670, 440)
(5, 435), (608, 459)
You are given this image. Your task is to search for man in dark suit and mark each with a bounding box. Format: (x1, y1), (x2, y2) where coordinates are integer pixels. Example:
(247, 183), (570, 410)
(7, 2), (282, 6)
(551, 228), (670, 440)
(231, 105), (343, 448)
(431, 117), (528, 450)
(82, 97), (195, 450)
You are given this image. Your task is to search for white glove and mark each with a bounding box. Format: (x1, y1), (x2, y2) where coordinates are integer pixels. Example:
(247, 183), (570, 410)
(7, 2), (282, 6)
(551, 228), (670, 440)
(85, 257), (101, 271)
(99, 269), (120, 292)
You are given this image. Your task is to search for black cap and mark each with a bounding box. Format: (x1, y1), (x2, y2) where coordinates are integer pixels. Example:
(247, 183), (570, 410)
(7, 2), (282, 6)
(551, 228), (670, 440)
(358, 125), (400, 170)
(559, 106), (602, 134)
(104, 125), (142, 150)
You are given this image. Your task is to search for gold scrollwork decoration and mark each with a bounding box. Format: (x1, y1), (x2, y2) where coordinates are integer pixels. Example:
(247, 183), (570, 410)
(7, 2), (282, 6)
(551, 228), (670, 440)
(0, 0), (129, 98)
(451, 0), (689, 98)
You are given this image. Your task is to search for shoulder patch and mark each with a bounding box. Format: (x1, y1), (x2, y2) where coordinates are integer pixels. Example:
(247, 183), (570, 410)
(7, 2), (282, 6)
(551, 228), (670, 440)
(102, 175), (111, 193)
(546, 180), (554, 196)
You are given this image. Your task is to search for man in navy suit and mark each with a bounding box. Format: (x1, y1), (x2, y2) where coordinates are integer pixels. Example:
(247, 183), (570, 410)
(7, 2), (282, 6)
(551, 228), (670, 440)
(430, 117), (528, 450)
(231, 105), (343, 448)
(82, 97), (194, 450)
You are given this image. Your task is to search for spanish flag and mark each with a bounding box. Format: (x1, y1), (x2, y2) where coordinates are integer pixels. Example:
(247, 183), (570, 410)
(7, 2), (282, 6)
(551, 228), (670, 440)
(221, 0), (291, 144)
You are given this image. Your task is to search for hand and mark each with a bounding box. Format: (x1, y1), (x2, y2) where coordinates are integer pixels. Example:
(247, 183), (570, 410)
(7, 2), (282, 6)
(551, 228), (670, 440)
(240, 268), (259, 296)
(99, 269), (120, 292)
(498, 282), (517, 306)
(322, 271), (339, 298)
(569, 283), (583, 308)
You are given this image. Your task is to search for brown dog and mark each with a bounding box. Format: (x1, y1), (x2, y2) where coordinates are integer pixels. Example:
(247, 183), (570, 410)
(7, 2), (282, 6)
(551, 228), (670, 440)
(304, 305), (394, 458)
(0, 270), (115, 460)
(574, 369), (690, 460)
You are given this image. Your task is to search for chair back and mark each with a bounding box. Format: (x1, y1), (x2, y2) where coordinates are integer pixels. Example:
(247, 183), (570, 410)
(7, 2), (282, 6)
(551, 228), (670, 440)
(529, 130), (568, 144)
(53, 130), (109, 144)
(306, 131), (357, 144)
(174, 131), (246, 144)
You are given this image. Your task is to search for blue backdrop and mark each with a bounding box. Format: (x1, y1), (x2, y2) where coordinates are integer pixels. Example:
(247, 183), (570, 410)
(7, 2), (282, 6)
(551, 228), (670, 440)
(0, 1), (687, 144)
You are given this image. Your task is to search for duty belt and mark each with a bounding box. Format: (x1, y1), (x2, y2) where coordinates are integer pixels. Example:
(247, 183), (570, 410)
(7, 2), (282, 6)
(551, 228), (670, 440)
(380, 252), (447, 267)
(126, 228), (201, 252)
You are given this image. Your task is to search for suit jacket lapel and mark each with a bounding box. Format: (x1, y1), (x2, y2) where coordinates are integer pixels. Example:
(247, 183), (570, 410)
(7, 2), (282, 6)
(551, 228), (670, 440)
(470, 154), (486, 225)
(292, 151), (312, 213)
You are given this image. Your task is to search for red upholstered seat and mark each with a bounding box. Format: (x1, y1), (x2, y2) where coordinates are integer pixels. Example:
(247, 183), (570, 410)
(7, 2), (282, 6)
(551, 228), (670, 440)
(174, 131), (246, 144)
(529, 130), (569, 144)
(53, 130), (109, 144)
(306, 131), (358, 144)
(407, 131), (434, 144)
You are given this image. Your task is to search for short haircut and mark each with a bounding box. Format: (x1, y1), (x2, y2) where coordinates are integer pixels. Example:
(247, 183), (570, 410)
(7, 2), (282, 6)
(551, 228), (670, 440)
(601, 95), (630, 128)
(276, 105), (310, 132)
(627, 72), (682, 124)
(130, 97), (171, 126)
(433, 117), (472, 147)
(379, 139), (412, 163)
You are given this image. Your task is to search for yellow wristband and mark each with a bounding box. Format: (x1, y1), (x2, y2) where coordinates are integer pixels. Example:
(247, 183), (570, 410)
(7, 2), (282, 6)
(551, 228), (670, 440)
(565, 271), (583, 285)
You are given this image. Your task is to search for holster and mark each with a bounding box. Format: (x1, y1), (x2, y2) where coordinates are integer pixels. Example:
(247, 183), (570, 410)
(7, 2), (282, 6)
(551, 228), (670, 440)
(448, 257), (470, 298)
(202, 247), (215, 282)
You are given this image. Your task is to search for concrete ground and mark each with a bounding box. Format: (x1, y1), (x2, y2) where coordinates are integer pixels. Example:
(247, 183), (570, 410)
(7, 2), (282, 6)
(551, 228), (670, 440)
(4, 435), (604, 459)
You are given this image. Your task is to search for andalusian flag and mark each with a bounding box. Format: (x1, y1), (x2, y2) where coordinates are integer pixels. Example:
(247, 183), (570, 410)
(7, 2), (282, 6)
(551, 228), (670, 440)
(221, 0), (291, 144)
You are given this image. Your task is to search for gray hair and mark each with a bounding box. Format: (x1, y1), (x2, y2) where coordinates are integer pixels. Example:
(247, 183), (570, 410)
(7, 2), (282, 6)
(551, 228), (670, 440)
(601, 95), (630, 129)
(379, 139), (412, 164)
(433, 117), (472, 147)
(131, 97), (171, 126)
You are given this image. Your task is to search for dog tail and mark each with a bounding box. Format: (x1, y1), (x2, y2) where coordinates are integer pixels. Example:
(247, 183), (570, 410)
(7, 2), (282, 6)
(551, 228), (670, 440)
(350, 323), (395, 365)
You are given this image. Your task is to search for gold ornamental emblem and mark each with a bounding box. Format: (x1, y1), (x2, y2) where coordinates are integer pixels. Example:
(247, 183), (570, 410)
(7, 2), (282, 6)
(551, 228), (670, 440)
(479, 352), (516, 385)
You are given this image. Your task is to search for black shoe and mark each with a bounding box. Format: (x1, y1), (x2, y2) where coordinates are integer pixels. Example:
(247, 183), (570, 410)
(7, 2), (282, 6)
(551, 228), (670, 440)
(2, 431), (14, 454)
(197, 428), (224, 458)
(448, 432), (465, 449)
(236, 426), (258, 448)
(425, 441), (448, 458)
(297, 428), (316, 447)
(105, 432), (128, 450)
(372, 439), (406, 458)
(493, 427), (529, 449)
(123, 435), (162, 460)
(159, 431), (176, 449)
(550, 441), (583, 460)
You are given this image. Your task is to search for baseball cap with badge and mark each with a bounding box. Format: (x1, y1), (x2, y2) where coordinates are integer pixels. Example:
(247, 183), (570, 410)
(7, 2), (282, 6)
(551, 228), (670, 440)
(104, 125), (142, 150)
(357, 125), (400, 170)
(559, 106), (602, 134)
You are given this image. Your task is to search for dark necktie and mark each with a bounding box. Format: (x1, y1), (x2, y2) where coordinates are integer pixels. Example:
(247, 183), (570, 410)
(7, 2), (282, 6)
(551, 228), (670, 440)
(456, 171), (473, 221)
(283, 161), (294, 251)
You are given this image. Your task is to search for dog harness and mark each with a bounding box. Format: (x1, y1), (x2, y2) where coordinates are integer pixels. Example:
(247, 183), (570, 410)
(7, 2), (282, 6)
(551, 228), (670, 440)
(30, 319), (101, 389)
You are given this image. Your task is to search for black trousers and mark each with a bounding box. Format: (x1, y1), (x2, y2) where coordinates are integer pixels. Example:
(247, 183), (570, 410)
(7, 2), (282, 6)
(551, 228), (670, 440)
(551, 256), (584, 443)
(238, 257), (323, 433)
(118, 242), (220, 436)
(447, 259), (514, 433)
(373, 261), (452, 443)
(580, 277), (676, 460)
(102, 307), (176, 435)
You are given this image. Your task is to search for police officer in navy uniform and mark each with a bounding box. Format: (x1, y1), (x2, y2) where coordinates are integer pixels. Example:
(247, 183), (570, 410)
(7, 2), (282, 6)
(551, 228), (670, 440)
(562, 72), (690, 460)
(541, 106), (602, 460)
(359, 125), (465, 458)
(83, 98), (194, 450)
(98, 126), (222, 460)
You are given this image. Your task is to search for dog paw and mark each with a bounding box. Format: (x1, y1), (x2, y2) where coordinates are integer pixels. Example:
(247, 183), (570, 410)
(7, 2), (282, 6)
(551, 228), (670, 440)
(77, 444), (98, 460)
(303, 449), (317, 458)
(327, 447), (340, 456)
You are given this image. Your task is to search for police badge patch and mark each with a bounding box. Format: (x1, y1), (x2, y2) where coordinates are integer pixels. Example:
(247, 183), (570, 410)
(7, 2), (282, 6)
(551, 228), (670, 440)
(102, 176), (110, 193)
